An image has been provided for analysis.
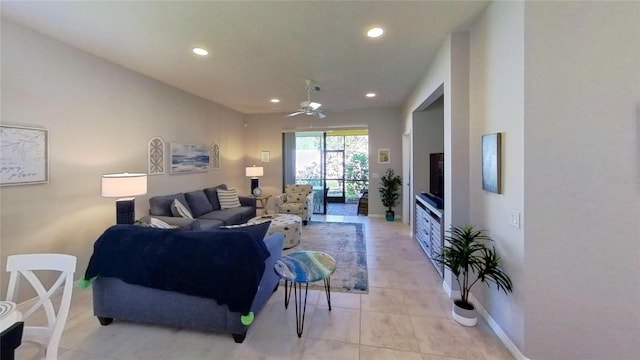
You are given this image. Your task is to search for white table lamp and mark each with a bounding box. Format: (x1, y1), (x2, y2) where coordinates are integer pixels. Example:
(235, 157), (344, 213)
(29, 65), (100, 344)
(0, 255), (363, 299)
(101, 173), (147, 224)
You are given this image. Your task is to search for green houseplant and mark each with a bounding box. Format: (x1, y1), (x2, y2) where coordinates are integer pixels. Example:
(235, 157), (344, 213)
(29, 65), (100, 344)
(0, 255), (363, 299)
(378, 169), (402, 221)
(435, 224), (513, 326)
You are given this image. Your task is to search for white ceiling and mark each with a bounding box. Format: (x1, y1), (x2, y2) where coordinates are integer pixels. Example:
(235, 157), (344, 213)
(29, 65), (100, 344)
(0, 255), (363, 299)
(1, 1), (489, 115)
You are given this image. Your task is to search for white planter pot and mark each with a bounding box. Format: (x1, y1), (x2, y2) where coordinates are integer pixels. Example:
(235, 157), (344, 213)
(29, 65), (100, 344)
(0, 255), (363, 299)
(452, 300), (477, 327)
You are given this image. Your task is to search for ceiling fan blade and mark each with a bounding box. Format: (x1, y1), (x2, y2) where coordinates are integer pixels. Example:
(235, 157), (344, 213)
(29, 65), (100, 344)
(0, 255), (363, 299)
(286, 111), (304, 117)
(314, 111), (327, 119)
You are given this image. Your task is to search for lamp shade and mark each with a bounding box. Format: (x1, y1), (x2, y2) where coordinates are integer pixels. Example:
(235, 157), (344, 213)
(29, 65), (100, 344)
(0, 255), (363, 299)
(245, 166), (264, 177)
(101, 173), (147, 198)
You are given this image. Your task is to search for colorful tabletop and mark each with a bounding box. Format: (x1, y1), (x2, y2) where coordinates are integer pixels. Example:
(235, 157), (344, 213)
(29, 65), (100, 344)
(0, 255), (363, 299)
(275, 251), (336, 283)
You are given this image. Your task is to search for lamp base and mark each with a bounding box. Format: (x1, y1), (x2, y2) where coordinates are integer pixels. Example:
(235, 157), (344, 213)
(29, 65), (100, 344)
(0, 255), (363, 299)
(250, 178), (259, 194)
(116, 197), (136, 225)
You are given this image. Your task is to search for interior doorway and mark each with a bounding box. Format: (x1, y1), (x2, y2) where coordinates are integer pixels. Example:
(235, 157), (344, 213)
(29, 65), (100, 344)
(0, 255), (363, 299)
(283, 129), (369, 215)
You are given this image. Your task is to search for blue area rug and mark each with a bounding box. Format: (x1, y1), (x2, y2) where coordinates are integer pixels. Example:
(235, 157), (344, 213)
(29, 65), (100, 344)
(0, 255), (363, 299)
(283, 221), (368, 294)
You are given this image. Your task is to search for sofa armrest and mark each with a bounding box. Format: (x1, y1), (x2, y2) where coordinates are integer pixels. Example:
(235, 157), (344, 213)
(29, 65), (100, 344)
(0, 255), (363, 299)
(273, 194), (287, 210)
(239, 196), (256, 208)
(140, 215), (201, 230)
(263, 232), (285, 258)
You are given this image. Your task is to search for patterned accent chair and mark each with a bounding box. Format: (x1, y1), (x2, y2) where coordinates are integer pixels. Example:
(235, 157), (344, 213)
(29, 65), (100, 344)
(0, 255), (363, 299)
(273, 184), (314, 225)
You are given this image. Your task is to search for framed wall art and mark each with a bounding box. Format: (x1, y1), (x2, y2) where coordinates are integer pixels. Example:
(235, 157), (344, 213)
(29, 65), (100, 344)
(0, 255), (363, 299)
(378, 148), (390, 164)
(482, 132), (502, 194)
(148, 136), (165, 175)
(0, 125), (49, 186)
(210, 143), (220, 169)
(261, 151), (270, 163)
(169, 143), (210, 174)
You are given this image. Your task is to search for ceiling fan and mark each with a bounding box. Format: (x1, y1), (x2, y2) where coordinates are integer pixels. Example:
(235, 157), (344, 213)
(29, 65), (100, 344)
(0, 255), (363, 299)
(286, 79), (326, 119)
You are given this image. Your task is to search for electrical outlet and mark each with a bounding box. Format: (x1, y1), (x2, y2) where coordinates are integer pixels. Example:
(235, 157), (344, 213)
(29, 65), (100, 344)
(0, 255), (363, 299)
(371, 173), (379, 179)
(510, 209), (520, 229)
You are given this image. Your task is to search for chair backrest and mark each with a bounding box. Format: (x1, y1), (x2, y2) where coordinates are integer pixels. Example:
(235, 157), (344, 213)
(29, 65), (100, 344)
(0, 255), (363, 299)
(6, 253), (77, 360)
(284, 184), (313, 202)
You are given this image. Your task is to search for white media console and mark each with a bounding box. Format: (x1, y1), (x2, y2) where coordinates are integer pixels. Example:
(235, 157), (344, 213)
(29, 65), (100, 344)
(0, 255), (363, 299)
(415, 195), (444, 277)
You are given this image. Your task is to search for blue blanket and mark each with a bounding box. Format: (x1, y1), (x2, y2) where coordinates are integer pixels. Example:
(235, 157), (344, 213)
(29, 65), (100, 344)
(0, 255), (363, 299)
(84, 225), (270, 315)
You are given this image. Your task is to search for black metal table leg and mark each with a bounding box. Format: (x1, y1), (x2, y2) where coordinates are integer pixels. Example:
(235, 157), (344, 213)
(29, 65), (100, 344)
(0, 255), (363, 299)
(293, 281), (309, 338)
(275, 251), (336, 338)
(324, 276), (332, 311)
(284, 279), (292, 309)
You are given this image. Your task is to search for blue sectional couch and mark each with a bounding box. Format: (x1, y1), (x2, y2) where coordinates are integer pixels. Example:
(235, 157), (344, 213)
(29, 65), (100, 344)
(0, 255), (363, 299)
(88, 224), (284, 343)
(147, 184), (256, 230)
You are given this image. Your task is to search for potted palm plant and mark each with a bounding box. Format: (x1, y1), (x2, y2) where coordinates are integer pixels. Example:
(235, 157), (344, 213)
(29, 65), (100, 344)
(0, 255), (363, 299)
(378, 169), (402, 221)
(435, 224), (513, 326)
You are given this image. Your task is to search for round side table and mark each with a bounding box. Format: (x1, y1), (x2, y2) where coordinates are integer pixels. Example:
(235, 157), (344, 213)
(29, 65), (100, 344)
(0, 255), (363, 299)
(274, 251), (336, 337)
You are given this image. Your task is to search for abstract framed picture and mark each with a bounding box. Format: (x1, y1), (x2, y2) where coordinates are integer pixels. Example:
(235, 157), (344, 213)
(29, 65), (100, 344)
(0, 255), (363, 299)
(169, 143), (210, 174)
(147, 136), (165, 175)
(378, 148), (390, 164)
(261, 151), (270, 163)
(0, 125), (49, 186)
(482, 132), (502, 194)
(210, 143), (220, 170)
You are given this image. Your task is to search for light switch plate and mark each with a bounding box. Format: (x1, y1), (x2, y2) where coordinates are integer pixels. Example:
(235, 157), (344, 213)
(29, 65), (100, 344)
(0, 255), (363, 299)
(371, 173), (379, 179)
(510, 209), (520, 229)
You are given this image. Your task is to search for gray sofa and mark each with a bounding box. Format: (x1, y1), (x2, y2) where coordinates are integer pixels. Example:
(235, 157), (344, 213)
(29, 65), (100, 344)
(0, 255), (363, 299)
(147, 184), (256, 230)
(92, 231), (284, 343)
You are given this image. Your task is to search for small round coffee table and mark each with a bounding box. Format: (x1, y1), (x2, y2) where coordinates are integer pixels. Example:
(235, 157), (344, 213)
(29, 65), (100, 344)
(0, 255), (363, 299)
(274, 251), (336, 338)
(247, 214), (302, 249)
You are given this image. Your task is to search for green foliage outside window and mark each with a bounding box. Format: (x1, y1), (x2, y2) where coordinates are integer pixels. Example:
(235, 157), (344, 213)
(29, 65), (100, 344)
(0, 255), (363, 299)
(295, 134), (369, 201)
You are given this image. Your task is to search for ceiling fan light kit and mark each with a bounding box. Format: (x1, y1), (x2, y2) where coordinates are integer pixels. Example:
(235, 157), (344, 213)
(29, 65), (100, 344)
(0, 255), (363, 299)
(286, 79), (327, 119)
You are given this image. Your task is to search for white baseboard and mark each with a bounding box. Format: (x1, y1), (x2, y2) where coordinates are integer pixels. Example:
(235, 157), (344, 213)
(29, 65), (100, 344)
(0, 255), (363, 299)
(468, 293), (531, 360)
(368, 213), (403, 221)
(442, 280), (459, 299)
(440, 282), (529, 360)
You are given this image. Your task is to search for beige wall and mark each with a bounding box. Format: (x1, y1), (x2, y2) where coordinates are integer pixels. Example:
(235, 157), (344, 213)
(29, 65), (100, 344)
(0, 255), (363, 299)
(468, 0), (525, 352)
(242, 107), (403, 217)
(404, 1), (640, 359)
(523, 2), (639, 359)
(0, 20), (247, 299)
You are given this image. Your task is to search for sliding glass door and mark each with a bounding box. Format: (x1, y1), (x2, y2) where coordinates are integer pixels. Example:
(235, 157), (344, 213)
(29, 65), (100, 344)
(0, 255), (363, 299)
(283, 130), (368, 215)
(292, 132), (327, 214)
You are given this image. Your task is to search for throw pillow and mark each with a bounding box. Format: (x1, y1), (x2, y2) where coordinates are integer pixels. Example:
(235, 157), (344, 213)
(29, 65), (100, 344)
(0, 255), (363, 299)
(217, 188), (241, 209)
(220, 221), (271, 240)
(149, 217), (173, 229)
(171, 199), (193, 219)
(286, 192), (306, 203)
(185, 190), (214, 217)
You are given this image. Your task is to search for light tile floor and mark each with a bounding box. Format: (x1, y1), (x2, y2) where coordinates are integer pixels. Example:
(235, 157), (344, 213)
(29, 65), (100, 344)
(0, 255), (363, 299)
(15, 215), (514, 360)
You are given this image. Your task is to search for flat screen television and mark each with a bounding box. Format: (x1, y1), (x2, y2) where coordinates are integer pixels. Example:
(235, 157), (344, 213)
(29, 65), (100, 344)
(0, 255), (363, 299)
(429, 152), (444, 201)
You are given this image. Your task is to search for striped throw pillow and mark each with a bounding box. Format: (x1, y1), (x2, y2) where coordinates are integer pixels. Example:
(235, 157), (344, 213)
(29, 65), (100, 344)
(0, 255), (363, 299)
(217, 188), (241, 209)
(149, 217), (173, 229)
(171, 199), (193, 219)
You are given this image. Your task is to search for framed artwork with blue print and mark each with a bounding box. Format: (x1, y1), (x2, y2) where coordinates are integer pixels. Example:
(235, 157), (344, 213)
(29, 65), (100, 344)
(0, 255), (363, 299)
(482, 132), (502, 194)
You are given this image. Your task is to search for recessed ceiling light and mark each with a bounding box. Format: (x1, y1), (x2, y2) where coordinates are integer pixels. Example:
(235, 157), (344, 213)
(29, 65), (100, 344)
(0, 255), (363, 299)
(270, 98), (280, 103)
(192, 47), (208, 56)
(367, 27), (384, 38)
(366, 92), (376, 98)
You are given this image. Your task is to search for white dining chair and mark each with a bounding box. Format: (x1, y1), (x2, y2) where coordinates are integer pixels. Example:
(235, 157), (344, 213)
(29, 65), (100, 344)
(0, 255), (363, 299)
(5, 253), (77, 360)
